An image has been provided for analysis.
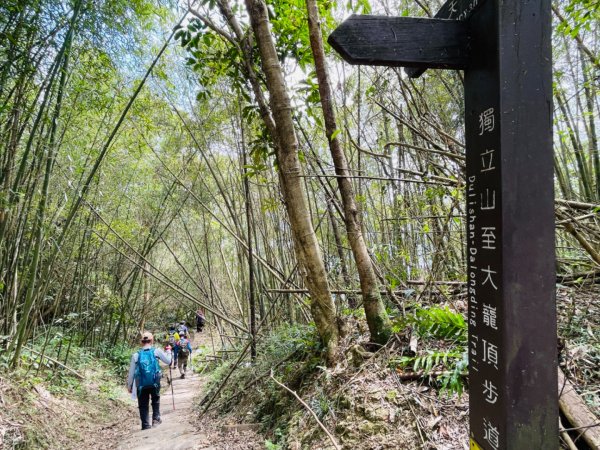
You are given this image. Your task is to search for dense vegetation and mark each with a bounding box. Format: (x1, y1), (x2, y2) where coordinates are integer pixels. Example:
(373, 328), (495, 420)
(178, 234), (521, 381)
(0, 0), (598, 447)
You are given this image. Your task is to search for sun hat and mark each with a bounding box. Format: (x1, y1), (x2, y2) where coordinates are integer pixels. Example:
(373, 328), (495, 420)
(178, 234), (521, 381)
(141, 331), (153, 342)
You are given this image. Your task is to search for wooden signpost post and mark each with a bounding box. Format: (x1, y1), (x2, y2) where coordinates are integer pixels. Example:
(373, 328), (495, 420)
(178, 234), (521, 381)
(329, 1), (557, 449)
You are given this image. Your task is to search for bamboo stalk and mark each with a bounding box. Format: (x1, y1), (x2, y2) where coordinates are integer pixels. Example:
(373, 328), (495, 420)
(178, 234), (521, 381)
(270, 370), (341, 450)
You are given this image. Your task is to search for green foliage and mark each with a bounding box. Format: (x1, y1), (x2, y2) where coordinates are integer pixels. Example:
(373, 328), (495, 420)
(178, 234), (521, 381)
(438, 351), (468, 396)
(309, 390), (332, 419)
(202, 323), (322, 446)
(267, 0), (313, 69)
(557, 0), (600, 36)
(261, 324), (321, 361)
(45, 372), (84, 396)
(393, 349), (467, 396)
(392, 305), (468, 396)
(397, 349), (458, 372)
(413, 306), (467, 343)
(98, 342), (133, 376)
(394, 305), (467, 343)
(265, 439), (283, 450)
(175, 17), (247, 99)
(345, 0), (372, 14)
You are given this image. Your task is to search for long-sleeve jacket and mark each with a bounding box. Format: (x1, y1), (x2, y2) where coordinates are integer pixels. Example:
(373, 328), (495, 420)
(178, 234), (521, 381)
(126, 346), (171, 391)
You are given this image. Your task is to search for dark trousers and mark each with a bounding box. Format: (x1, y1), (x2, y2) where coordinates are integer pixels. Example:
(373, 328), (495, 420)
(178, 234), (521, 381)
(137, 386), (160, 429)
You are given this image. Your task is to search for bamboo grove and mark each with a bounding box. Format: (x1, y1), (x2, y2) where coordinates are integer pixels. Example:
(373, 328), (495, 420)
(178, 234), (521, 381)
(0, 0), (598, 369)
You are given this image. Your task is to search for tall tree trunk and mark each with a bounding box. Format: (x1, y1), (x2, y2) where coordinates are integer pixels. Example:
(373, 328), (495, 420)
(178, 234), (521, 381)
(9, 0), (83, 364)
(242, 111), (257, 360)
(139, 260), (150, 332)
(581, 55), (600, 200)
(244, 0), (339, 363)
(305, 0), (392, 345)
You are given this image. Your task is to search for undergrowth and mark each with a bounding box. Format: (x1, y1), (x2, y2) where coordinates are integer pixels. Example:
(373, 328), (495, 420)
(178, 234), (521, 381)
(201, 323), (323, 446)
(0, 331), (135, 448)
(391, 304), (468, 395)
(202, 308), (470, 449)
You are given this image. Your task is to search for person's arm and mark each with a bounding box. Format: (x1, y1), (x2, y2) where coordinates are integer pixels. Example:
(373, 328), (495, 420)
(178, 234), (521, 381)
(154, 348), (172, 365)
(126, 353), (137, 392)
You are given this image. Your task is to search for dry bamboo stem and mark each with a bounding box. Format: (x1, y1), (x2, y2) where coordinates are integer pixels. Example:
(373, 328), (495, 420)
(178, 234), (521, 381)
(270, 369), (341, 450)
(558, 368), (600, 449)
(559, 417), (579, 450)
(556, 199), (600, 210)
(23, 345), (84, 379)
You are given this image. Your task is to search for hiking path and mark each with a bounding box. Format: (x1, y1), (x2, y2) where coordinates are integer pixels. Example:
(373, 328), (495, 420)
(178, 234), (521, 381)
(115, 332), (215, 450)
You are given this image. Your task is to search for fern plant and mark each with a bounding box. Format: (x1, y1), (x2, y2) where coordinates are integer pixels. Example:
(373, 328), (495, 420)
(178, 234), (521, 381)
(413, 306), (467, 343)
(394, 349), (468, 396)
(391, 305), (469, 395)
(401, 349), (463, 373)
(438, 351), (468, 395)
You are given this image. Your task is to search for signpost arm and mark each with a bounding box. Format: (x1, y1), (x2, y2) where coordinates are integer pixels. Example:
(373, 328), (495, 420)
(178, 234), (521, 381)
(328, 15), (469, 70)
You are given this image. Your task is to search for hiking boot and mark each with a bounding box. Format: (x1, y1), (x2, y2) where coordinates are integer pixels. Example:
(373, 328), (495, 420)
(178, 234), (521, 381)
(142, 425), (151, 431)
(180, 373), (185, 379)
(152, 418), (162, 428)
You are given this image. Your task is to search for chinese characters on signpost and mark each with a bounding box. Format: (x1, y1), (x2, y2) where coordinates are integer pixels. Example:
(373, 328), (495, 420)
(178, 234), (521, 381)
(468, 101), (504, 449)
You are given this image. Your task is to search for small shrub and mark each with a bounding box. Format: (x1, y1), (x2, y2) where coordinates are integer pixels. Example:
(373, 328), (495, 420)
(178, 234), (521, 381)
(413, 306), (467, 343)
(391, 304), (468, 396)
(265, 439), (283, 450)
(99, 342), (133, 376)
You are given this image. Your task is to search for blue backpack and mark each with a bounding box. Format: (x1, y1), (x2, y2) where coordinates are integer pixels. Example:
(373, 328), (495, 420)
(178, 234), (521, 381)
(135, 349), (161, 393)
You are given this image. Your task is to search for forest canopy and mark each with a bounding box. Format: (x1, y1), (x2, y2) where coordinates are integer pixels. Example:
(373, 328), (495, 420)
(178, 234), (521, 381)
(0, 2), (598, 447)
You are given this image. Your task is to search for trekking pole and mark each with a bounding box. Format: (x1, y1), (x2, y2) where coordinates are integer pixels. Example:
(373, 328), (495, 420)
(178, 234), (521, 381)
(169, 364), (175, 410)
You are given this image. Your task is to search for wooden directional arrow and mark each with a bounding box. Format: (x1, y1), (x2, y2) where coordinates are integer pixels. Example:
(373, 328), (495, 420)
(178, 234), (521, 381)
(327, 15), (469, 70)
(405, 0), (487, 77)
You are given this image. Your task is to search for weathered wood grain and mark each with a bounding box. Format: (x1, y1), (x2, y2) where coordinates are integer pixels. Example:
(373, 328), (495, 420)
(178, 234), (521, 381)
(327, 15), (469, 69)
(405, 0), (488, 77)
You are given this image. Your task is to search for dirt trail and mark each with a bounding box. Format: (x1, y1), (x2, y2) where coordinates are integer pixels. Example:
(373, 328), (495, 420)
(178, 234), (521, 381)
(116, 333), (214, 450)
(111, 331), (263, 450)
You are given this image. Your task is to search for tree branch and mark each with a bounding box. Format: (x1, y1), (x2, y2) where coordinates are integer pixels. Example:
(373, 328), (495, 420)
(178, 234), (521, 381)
(270, 369), (341, 450)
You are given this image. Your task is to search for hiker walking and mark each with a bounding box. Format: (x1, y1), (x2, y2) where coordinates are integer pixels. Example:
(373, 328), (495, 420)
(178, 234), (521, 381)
(167, 326), (179, 368)
(177, 321), (188, 336)
(196, 309), (205, 332)
(175, 333), (193, 379)
(126, 331), (171, 430)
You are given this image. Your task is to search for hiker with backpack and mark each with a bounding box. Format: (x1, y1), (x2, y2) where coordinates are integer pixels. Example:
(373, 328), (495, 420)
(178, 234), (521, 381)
(167, 327), (179, 368)
(174, 333), (193, 379)
(126, 331), (172, 430)
(196, 309), (205, 332)
(177, 321), (188, 336)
